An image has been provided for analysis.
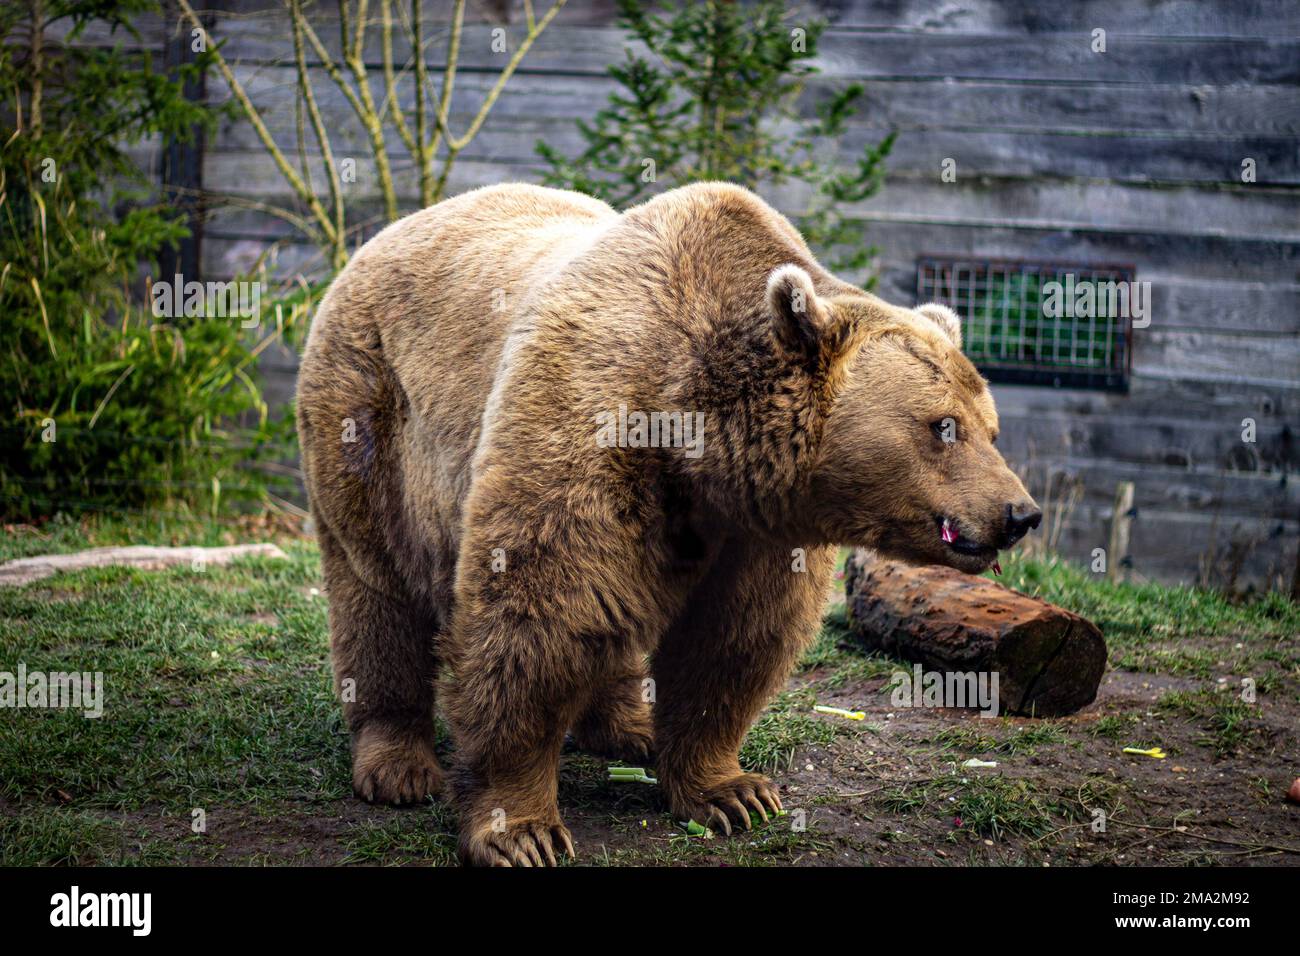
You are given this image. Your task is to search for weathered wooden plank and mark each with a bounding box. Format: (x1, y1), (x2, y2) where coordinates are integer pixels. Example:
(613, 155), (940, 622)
(848, 219), (1300, 284)
(207, 71), (1300, 186)
(996, 408), (1297, 473)
(45, 12), (167, 51)
(202, 0), (1300, 38)
(199, 136), (1300, 240)
(989, 378), (1300, 425)
(816, 33), (1300, 85)
(208, 20), (1300, 86)
(208, 16), (1300, 90)
(1130, 329), (1300, 383)
(881, 268), (1300, 335)
(1016, 500), (1297, 590)
(0, 544), (288, 586)
(218, 0), (616, 26)
(1018, 455), (1299, 521)
(211, 114), (1300, 188)
(217, 60), (1300, 138)
(847, 128), (1300, 185)
(201, 148), (542, 199)
(814, 0), (1300, 37)
(846, 79), (1300, 137)
(201, 233), (338, 279)
(774, 178), (1300, 241)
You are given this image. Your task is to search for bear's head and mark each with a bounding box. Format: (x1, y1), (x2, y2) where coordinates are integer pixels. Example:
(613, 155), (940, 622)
(766, 264), (1041, 574)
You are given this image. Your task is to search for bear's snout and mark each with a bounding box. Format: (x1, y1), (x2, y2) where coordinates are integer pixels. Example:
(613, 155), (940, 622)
(1001, 501), (1043, 548)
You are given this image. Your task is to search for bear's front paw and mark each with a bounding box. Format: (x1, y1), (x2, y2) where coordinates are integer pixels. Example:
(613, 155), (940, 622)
(670, 775), (780, 832)
(671, 772), (783, 836)
(459, 814), (576, 867)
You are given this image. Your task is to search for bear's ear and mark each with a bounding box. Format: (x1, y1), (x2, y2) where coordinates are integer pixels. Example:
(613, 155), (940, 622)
(767, 264), (839, 359)
(916, 302), (962, 349)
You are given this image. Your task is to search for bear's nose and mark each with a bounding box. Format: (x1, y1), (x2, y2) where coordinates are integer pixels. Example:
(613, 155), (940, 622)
(1002, 502), (1042, 547)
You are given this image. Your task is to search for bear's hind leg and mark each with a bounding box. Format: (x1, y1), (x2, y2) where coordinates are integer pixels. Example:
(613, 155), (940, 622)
(319, 529), (445, 805)
(570, 656), (655, 763)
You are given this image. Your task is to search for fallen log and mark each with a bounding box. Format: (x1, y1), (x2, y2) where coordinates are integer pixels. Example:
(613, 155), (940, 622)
(843, 549), (1106, 717)
(0, 544), (288, 587)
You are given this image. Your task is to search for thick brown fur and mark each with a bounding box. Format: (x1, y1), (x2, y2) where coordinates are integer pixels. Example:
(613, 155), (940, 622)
(296, 182), (1037, 866)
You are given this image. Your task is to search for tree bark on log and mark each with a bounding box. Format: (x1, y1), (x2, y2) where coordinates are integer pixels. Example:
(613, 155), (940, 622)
(843, 549), (1106, 717)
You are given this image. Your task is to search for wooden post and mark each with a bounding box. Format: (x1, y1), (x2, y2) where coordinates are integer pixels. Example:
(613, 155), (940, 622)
(1290, 514), (1300, 601)
(1108, 481), (1135, 583)
(158, 0), (209, 284)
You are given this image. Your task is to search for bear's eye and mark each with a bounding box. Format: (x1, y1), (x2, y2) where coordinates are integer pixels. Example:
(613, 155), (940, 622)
(930, 418), (958, 443)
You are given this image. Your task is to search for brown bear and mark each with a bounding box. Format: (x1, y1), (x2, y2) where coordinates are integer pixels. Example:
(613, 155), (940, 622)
(296, 181), (1040, 866)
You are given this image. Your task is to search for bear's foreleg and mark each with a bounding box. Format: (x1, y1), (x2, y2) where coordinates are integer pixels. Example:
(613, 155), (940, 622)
(443, 609), (585, 867)
(652, 541), (835, 834)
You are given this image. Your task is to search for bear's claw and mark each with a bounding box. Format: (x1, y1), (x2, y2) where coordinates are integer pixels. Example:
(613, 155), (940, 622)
(351, 723), (445, 805)
(677, 772), (783, 837)
(461, 818), (576, 867)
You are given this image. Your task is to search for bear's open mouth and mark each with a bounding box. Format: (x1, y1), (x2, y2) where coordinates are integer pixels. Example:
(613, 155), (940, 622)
(936, 516), (1001, 574)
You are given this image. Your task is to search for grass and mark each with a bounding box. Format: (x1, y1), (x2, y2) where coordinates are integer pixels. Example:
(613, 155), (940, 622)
(931, 722), (1069, 757)
(1, 514), (1296, 866)
(1156, 688), (1265, 757)
(993, 551), (1300, 684)
(739, 686), (841, 774)
(0, 525), (349, 865)
(996, 551), (1300, 645)
(881, 776), (1057, 841)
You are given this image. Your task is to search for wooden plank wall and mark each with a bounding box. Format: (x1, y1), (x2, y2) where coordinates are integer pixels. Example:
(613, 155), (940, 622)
(82, 0), (1300, 589)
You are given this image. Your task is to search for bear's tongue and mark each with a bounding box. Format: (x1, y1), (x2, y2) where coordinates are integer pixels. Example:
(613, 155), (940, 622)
(943, 518), (1001, 575)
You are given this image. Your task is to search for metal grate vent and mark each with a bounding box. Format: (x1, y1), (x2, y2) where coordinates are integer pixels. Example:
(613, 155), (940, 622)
(916, 256), (1136, 391)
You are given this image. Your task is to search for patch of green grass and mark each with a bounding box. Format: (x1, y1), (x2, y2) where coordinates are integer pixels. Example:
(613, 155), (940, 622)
(799, 609), (902, 687)
(880, 775), (1057, 841)
(0, 808), (191, 866)
(0, 543), (346, 813)
(954, 777), (1055, 840)
(1156, 688), (1263, 757)
(600, 814), (834, 866)
(998, 552), (1300, 645)
(1089, 714), (1140, 740)
(932, 721), (1068, 757)
(341, 806), (460, 866)
(740, 687), (840, 774)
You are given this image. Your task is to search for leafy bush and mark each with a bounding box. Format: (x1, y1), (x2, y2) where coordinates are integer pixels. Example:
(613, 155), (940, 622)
(1, 0), (300, 520)
(537, 0), (895, 279)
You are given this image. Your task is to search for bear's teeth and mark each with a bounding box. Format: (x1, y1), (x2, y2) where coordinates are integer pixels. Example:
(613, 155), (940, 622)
(992, 560), (1002, 576)
(941, 518), (957, 544)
